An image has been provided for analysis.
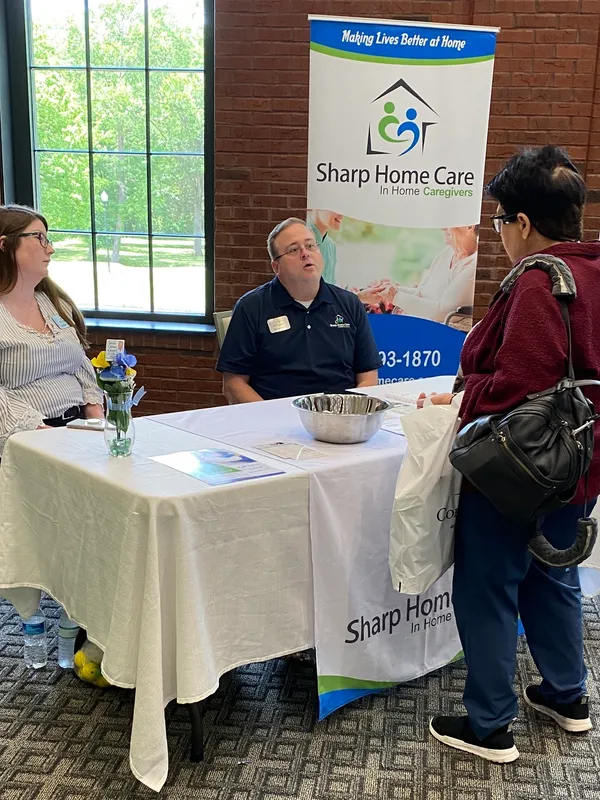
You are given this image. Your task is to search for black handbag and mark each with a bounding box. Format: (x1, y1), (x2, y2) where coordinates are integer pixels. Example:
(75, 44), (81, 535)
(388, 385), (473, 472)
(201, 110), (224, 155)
(449, 254), (600, 567)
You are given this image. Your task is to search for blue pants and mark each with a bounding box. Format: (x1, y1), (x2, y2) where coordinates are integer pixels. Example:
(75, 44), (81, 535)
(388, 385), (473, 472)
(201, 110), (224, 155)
(452, 491), (589, 739)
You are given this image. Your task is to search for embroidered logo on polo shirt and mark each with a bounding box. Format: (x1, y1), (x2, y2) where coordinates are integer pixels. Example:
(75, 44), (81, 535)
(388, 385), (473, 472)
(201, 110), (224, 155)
(330, 314), (350, 328)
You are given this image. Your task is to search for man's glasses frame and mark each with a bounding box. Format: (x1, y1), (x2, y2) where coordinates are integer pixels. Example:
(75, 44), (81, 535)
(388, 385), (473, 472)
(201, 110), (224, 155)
(18, 231), (53, 248)
(273, 241), (320, 261)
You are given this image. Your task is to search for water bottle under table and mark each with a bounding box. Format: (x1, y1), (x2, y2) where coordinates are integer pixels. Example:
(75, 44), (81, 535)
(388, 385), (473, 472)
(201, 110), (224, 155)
(21, 606), (48, 669)
(58, 610), (80, 669)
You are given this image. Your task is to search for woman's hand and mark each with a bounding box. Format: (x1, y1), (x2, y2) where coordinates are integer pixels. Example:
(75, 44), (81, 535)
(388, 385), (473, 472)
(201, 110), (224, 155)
(84, 403), (105, 420)
(416, 392), (454, 409)
(356, 287), (384, 305)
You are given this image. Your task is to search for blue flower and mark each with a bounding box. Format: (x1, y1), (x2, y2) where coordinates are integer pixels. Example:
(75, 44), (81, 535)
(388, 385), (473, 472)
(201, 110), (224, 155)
(99, 364), (128, 381)
(114, 349), (137, 369)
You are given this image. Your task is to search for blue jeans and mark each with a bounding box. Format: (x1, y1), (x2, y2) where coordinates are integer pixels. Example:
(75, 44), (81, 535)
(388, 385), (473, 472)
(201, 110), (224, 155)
(452, 491), (590, 739)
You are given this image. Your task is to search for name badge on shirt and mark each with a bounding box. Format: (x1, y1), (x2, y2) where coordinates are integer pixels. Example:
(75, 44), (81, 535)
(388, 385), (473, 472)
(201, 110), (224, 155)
(267, 315), (291, 334)
(50, 314), (70, 329)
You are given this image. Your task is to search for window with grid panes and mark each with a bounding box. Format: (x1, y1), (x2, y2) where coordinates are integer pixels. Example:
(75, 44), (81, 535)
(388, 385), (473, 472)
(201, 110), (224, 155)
(20, 0), (213, 323)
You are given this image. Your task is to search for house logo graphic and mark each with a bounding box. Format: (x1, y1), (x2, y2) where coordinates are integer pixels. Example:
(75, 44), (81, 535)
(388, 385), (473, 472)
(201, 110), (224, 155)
(330, 314), (350, 328)
(366, 78), (438, 156)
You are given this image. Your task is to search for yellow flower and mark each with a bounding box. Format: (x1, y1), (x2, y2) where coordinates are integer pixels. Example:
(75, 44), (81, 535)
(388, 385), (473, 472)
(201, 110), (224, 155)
(126, 367), (136, 377)
(91, 350), (110, 369)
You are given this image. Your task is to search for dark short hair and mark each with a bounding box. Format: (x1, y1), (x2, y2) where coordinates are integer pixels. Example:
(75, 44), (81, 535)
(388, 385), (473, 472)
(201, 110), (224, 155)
(486, 145), (586, 241)
(267, 217), (306, 261)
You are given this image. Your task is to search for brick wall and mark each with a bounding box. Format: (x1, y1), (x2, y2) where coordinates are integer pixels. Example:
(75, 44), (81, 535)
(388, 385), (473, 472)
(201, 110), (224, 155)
(90, 0), (600, 414)
(472, 0), (600, 310)
(86, 327), (223, 417)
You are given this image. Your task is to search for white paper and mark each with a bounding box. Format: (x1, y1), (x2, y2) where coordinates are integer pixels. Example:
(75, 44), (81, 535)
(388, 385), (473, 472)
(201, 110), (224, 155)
(381, 413), (406, 436)
(257, 441), (329, 460)
(381, 392), (420, 407)
(151, 449), (284, 486)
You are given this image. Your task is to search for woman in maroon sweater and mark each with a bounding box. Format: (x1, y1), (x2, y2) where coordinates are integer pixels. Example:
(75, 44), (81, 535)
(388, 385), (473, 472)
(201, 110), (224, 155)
(426, 146), (600, 762)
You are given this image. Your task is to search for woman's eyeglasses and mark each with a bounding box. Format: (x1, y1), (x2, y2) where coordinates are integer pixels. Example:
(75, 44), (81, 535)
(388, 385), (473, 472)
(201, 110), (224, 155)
(491, 213), (518, 234)
(18, 231), (53, 248)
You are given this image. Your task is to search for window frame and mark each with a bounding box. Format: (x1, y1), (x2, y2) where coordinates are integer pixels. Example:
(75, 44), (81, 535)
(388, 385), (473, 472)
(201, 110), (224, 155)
(0, 0), (215, 327)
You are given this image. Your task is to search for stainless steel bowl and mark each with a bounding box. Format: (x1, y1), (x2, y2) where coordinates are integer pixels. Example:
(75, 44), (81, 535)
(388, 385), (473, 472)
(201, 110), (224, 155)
(292, 393), (392, 444)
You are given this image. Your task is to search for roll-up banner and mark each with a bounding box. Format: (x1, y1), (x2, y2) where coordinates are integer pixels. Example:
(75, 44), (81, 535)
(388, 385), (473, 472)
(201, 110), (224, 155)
(307, 16), (499, 385)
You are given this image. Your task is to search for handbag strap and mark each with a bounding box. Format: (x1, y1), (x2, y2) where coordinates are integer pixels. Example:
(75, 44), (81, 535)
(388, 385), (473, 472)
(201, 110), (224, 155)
(501, 253), (577, 380)
(505, 255), (597, 528)
(500, 253), (577, 299)
(558, 300), (575, 380)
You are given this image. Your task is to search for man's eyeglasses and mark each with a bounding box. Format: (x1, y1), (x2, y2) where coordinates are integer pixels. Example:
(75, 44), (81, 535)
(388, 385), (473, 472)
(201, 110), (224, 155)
(18, 231), (53, 248)
(274, 241), (319, 260)
(491, 213), (518, 234)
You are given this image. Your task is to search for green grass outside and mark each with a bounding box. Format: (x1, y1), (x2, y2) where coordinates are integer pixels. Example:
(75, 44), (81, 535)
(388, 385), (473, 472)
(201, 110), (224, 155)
(51, 234), (204, 268)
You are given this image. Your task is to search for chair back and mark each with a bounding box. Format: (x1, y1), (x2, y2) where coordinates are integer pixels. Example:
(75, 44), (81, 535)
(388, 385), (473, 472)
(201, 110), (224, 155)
(213, 310), (233, 348)
(443, 305), (473, 332)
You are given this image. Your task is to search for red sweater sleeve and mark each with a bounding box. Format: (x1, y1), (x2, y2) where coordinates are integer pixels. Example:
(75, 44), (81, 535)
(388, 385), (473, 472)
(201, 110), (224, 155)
(460, 280), (569, 425)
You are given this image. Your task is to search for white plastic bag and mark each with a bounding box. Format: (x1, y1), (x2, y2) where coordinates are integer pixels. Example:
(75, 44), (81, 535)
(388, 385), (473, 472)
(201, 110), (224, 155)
(389, 396), (462, 595)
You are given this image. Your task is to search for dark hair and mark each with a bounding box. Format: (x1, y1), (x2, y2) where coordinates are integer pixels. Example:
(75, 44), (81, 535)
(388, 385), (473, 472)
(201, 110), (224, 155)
(0, 204), (88, 346)
(486, 145), (586, 241)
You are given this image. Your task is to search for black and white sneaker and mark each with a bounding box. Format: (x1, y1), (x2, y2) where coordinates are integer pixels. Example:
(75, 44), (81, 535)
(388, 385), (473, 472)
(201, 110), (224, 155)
(429, 715), (519, 763)
(524, 684), (592, 732)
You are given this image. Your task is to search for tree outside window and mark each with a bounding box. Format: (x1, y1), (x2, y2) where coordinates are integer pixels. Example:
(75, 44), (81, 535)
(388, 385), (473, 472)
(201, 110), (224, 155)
(26, 0), (211, 320)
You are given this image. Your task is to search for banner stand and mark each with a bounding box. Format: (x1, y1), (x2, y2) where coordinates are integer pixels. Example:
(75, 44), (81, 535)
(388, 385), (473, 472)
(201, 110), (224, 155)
(306, 14), (499, 717)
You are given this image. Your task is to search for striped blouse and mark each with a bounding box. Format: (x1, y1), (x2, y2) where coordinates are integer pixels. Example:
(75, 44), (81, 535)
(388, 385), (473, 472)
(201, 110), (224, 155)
(0, 292), (103, 455)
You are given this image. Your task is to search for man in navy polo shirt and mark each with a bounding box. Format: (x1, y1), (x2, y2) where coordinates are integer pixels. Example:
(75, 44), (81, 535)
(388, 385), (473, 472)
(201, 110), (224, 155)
(217, 217), (380, 402)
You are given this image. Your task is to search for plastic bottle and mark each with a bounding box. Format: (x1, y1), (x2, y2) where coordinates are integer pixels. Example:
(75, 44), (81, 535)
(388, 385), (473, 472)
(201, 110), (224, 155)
(22, 606), (48, 669)
(57, 610), (79, 668)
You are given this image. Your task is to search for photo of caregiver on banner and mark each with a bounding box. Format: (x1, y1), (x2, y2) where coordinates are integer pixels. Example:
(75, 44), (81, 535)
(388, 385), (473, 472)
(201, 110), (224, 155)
(306, 15), (499, 719)
(307, 15), (499, 383)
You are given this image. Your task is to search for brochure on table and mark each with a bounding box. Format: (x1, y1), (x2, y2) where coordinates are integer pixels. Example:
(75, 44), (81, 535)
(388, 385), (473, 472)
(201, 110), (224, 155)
(151, 449), (284, 486)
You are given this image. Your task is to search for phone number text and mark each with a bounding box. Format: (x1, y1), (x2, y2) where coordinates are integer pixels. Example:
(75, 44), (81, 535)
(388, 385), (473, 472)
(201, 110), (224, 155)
(379, 349), (442, 369)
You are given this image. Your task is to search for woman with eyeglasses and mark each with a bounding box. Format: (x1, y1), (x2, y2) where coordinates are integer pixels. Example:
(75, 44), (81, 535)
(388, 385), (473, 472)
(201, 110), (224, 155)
(419, 147), (600, 762)
(0, 204), (103, 459)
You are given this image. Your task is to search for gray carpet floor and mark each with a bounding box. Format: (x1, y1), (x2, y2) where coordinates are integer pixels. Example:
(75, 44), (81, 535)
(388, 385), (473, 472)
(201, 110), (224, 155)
(2, 594), (600, 799)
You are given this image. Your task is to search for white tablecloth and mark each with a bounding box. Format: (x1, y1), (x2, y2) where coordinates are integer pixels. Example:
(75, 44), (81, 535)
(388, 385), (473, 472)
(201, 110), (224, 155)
(3, 375), (598, 791)
(0, 419), (313, 791)
(155, 377), (463, 713)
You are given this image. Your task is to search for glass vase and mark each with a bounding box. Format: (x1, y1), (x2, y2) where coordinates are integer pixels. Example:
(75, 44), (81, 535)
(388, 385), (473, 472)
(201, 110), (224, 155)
(104, 390), (135, 457)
